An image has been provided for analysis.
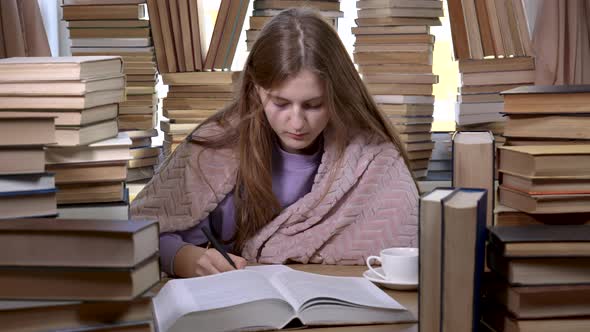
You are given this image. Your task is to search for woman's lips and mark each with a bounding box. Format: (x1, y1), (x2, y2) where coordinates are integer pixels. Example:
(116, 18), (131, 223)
(286, 132), (306, 140)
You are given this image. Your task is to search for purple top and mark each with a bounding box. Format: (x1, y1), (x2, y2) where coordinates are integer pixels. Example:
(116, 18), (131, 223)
(159, 141), (323, 275)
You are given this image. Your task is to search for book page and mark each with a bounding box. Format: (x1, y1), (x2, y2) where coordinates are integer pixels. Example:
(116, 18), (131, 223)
(153, 270), (289, 332)
(269, 270), (407, 312)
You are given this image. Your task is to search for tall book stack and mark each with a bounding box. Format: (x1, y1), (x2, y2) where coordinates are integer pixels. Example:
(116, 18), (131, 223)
(448, 0), (534, 150)
(147, 0), (247, 156)
(0, 56), (127, 220)
(159, 71), (239, 156)
(246, 0), (343, 51)
(353, 0), (443, 179)
(63, 0), (162, 183)
(480, 85), (590, 331)
(0, 218), (160, 332)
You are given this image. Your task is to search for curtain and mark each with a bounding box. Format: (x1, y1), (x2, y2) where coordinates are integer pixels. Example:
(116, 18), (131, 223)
(0, 0), (51, 58)
(532, 0), (590, 85)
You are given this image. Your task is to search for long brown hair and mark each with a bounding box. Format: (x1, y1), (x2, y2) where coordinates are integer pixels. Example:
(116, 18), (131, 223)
(190, 8), (414, 251)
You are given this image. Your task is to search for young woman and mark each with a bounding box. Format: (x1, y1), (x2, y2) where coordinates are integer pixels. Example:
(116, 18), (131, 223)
(131, 8), (419, 278)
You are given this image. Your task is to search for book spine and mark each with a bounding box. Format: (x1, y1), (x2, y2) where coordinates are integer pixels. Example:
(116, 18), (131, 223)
(472, 188), (488, 332)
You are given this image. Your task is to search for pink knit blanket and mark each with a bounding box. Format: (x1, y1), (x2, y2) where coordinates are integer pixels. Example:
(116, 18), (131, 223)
(130, 126), (418, 265)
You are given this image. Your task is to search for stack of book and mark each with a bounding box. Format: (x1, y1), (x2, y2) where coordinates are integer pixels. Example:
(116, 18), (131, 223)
(482, 85), (590, 330)
(456, 57), (535, 131)
(63, 0), (162, 180)
(498, 144), (590, 215)
(0, 113), (57, 219)
(483, 224), (590, 331)
(47, 133), (132, 220)
(353, 0), (443, 179)
(0, 218), (160, 332)
(447, 0), (534, 146)
(246, 0), (343, 51)
(501, 86), (590, 145)
(159, 71), (239, 156)
(0, 56), (126, 219)
(147, 0), (247, 156)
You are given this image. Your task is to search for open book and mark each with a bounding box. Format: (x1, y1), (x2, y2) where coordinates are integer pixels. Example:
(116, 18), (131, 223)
(153, 265), (413, 332)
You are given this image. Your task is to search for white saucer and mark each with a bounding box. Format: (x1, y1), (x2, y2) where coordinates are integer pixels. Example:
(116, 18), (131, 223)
(363, 268), (418, 291)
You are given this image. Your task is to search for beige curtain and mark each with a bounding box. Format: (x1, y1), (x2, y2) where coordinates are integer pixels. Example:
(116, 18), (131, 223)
(532, 0), (590, 85)
(0, 0), (51, 58)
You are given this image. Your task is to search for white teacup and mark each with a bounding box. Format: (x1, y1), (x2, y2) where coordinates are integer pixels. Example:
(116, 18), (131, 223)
(366, 247), (418, 283)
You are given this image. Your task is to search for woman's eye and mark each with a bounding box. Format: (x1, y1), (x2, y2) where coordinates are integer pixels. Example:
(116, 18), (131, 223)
(273, 101), (289, 108)
(305, 103), (323, 109)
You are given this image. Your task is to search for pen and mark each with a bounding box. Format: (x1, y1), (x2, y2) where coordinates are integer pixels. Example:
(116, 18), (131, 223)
(202, 227), (238, 269)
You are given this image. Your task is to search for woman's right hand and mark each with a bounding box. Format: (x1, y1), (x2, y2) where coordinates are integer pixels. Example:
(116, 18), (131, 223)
(194, 248), (248, 276)
(173, 245), (247, 277)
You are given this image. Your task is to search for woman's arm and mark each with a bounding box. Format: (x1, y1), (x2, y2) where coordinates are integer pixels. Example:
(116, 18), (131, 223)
(160, 223), (248, 278)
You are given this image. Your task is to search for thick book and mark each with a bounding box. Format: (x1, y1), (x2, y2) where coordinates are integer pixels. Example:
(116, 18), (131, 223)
(359, 63), (433, 75)
(357, 0), (442, 9)
(452, 131), (495, 227)
(489, 225), (590, 257)
(499, 185), (590, 214)
(0, 56), (123, 81)
(56, 181), (127, 205)
(62, 4), (148, 20)
(48, 161), (128, 184)
(498, 145), (590, 178)
(161, 71), (237, 85)
(70, 38), (152, 48)
(500, 171), (590, 195)
(0, 294), (152, 332)
(0, 218), (157, 268)
(356, 17), (441, 27)
(487, 244), (590, 285)
(0, 173), (54, 193)
(0, 112), (56, 146)
(0, 255), (159, 301)
(494, 203), (590, 226)
(373, 94), (434, 104)
(0, 189), (57, 219)
(419, 188), (457, 332)
(461, 70), (535, 86)
(0, 75), (125, 96)
(58, 201), (129, 220)
(440, 188), (487, 332)
(458, 57), (535, 73)
(358, 7), (443, 18)
(46, 132), (132, 165)
(501, 85), (590, 114)
(0, 148), (45, 175)
(23, 104), (119, 127)
(485, 282), (590, 319)
(504, 114), (590, 140)
(0, 89), (125, 110)
(153, 265), (413, 332)
(55, 119), (118, 146)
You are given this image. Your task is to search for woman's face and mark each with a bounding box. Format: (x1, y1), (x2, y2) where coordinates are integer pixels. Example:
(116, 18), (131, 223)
(257, 69), (330, 154)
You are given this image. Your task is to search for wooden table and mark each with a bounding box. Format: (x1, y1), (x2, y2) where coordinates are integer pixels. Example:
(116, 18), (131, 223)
(288, 264), (418, 332)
